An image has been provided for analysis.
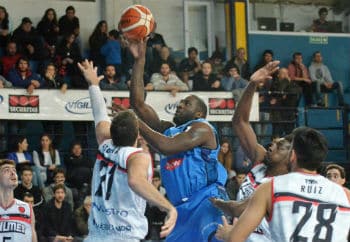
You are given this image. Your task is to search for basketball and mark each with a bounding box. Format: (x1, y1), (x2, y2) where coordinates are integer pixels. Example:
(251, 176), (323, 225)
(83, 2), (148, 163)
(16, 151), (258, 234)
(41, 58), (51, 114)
(118, 5), (155, 40)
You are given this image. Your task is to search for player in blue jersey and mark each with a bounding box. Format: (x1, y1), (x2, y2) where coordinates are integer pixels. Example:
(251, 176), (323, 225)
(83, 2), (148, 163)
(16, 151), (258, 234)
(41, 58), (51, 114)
(122, 39), (229, 242)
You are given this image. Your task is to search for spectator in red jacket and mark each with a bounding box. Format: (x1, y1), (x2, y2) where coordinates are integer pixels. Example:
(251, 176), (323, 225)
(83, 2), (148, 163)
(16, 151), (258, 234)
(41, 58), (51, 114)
(1, 41), (21, 77)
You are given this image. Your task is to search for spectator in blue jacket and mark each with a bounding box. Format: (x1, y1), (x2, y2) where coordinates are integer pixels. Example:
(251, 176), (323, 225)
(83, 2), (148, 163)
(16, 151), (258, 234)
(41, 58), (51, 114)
(221, 64), (248, 91)
(100, 30), (121, 72)
(7, 57), (42, 94)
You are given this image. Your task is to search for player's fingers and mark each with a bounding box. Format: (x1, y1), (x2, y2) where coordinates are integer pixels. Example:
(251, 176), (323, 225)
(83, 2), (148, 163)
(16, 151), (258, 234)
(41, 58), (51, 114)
(221, 215), (228, 226)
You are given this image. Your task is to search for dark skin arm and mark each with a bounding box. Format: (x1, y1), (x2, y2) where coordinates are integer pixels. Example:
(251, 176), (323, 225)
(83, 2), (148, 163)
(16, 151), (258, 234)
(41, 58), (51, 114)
(138, 119), (216, 156)
(128, 38), (172, 132)
(232, 61), (280, 163)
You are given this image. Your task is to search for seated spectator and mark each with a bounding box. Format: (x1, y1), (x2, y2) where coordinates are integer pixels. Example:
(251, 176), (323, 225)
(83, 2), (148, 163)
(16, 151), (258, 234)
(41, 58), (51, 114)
(254, 49), (274, 72)
(208, 50), (225, 80)
(64, 141), (93, 189)
(7, 57), (42, 94)
(146, 22), (166, 68)
(144, 171), (167, 241)
(0, 6), (10, 55)
(178, 47), (201, 89)
(37, 8), (60, 49)
(150, 46), (177, 75)
(148, 62), (188, 96)
(89, 20), (108, 69)
(288, 52), (313, 106)
(225, 47), (250, 80)
(42, 184), (75, 242)
(225, 170), (246, 200)
(11, 17), (47, 64)
(309, 51), (345, 106)
(311, 7), (330, 32)
(218, 138), (233, 174)
(100, 30), (121, 72)
(99, 64), (128, 90)
(56, 33), (82, 82)
(40, 63), (66, 91)
(0, 41), (22, 77)
(7, 136), (43, 188)
(59, 6), (80, 38)
(270, 68), (301, 138)
(221, 64), (248, 93)
(33, 134), (61, 185)
(74, 195), (91, 238)
(14, 165), (44, 207)
(193, 61), (222, 91)
(0, 74), (12, 88)
(42, 168), (74, 210)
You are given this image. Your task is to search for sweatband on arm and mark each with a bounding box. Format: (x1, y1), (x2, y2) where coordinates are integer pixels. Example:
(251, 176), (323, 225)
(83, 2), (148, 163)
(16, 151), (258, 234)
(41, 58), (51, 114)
(89, 85), (111, 127)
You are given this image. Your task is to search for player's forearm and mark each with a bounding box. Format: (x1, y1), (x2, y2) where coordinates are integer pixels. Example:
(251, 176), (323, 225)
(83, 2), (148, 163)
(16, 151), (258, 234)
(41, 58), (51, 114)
(232, 81), (257, 125)
(128, 176), (174, 213)
(130, 59), (146, 109)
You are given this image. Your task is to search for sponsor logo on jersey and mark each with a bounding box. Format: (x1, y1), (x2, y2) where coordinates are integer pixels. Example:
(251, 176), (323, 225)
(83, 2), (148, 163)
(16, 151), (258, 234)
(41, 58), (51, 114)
(18, 206), (25, 213)
(0, 221), (26, 234)
(165, 158), (184, 170)
(93, 219), (132, 232)
(92, 202), (128, 217)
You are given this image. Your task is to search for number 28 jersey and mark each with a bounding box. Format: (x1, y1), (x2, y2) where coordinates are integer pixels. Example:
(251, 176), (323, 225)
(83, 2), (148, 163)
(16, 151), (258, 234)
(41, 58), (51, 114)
(269, 172), (350, 242)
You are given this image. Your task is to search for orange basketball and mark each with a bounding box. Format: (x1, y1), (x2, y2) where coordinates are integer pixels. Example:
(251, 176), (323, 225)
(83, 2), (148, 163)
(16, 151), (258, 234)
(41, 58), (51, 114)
(118, 5), (155, 40)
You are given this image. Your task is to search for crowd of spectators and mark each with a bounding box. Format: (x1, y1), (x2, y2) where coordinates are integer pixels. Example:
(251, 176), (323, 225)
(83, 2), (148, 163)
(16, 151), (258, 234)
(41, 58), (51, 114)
(0, 4), (349, 241)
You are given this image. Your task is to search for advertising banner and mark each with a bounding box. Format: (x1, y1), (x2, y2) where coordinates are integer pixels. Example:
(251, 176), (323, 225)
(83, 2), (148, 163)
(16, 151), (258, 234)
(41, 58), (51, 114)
(0, 89), (259, 122)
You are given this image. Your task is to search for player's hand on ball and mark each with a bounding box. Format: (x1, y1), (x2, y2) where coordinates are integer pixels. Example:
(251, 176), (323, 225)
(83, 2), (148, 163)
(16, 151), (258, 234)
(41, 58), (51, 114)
(78, 59), (104, 86)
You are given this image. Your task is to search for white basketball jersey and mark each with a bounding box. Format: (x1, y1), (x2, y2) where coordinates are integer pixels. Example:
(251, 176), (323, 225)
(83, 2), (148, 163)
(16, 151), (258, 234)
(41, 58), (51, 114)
(269, 172), (350, 242)
(86, 139), (153, 242)
(237, 163), (271, 242)
(0, 199), (32, 242)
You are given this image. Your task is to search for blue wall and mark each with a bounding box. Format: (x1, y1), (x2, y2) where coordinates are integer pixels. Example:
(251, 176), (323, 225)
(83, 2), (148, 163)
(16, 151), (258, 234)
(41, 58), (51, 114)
(248, 33), (350, 90)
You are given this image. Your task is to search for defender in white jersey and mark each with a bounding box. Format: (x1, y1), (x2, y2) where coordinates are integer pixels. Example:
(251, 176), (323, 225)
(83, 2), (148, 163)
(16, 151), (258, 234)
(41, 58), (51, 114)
(211, 63), (292, 242)
(216, 127), (350, 242)
(78, 60), (177, 242)
(0, 159), (37, 242)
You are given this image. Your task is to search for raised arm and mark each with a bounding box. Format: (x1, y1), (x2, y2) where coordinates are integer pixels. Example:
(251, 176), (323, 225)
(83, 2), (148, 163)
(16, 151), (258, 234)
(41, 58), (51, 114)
(78, 60), (110, 145)
(128, 39), (172, 132)
(232, 61), (279, 163)
(138, 120), (216, 156)
(127, 152), (177, 238)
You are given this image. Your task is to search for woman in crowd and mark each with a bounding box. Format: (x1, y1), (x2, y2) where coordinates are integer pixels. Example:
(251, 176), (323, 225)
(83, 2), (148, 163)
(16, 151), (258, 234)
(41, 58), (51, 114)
(0, 6), (10, 55)
(7, 135), (44, 188)
(37, 8), (60, 49)
(88, 20), (108, 69)
(218, 138), (234, 174)
(33, 134), (61, 185)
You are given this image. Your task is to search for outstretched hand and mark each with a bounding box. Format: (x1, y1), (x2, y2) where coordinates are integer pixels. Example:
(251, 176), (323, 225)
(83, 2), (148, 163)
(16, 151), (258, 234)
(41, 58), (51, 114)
(77, 59), (104, 86)
(250, 60), (280, 84)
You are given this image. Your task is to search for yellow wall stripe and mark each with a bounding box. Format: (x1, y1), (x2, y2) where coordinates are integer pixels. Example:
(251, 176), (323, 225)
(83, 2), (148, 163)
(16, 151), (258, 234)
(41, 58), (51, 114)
(234, 2), (247, 53)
